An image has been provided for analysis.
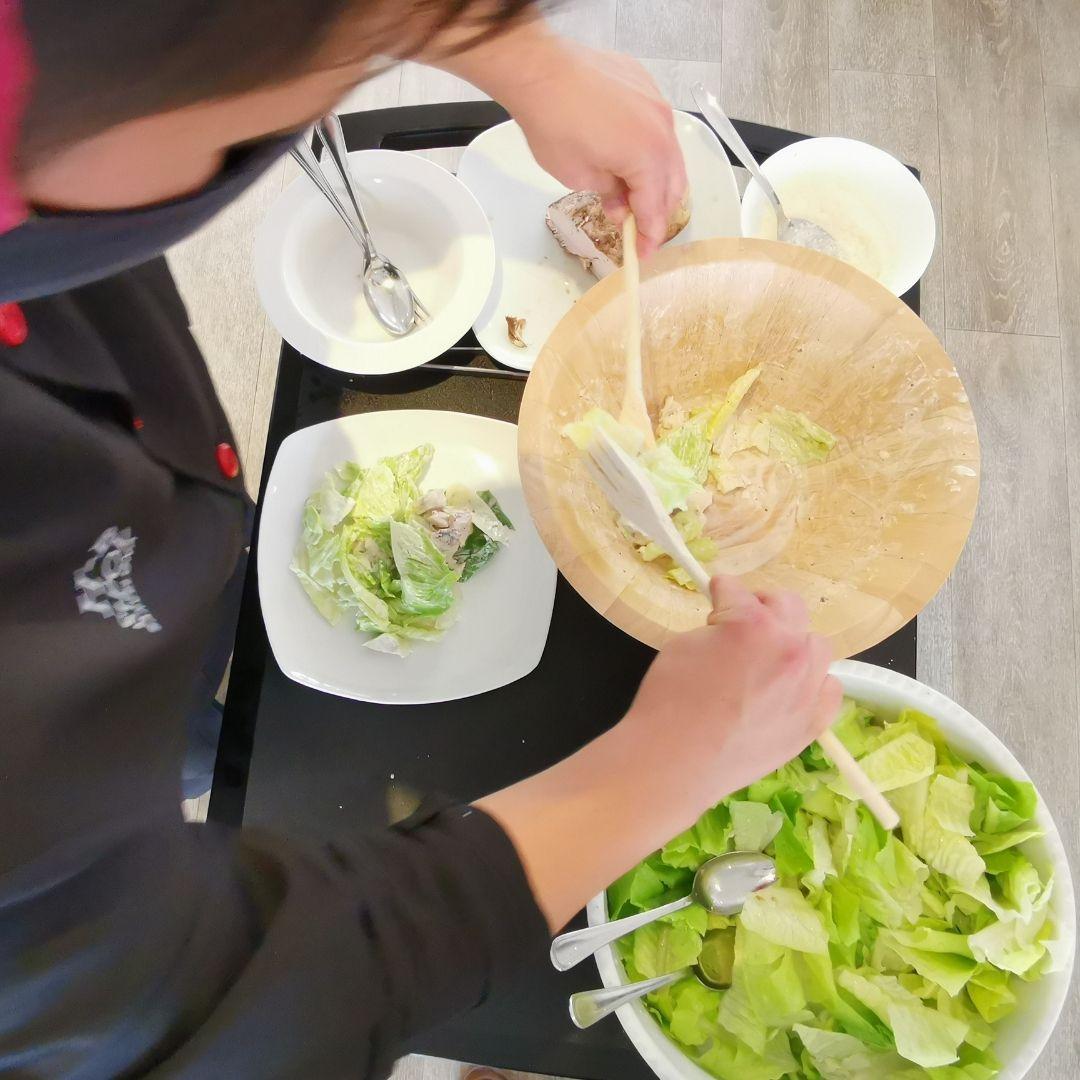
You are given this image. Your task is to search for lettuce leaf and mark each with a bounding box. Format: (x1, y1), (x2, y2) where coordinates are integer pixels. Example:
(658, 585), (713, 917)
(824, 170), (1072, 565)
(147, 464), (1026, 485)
(608, 696), (1061, 1080)
(291, 446), (506, 652)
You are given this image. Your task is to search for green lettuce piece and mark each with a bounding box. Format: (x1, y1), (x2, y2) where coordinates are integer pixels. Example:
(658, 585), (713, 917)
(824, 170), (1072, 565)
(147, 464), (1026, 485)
(738, 886), (829, 955)
(967, 766), (1038, 835)
(661, 805), (733, 868)
(832, 699), (877, 757)
(637, 442), (706, 513)
(967, 875), (1055, 975)
(965, 965), (1016, 1023)
(633, 920), (704, 978)
(660, 367), (761, 481)
(456, 527), (500, 582)
(838, 970), (968, 1068)
(874, 928), (978, 995)
(692, 1025), (798, 1080)
(794, 1025), (920, 1079)
(766, 406), (837, 465)
(561, 407), (645, 455)
(389, 520), (456, 616)
(731, 800), (786, 852)
(891, 776), (986, 888)
(974, 824), (1043, 855)
(828, 729), (936, 798)
(668, 977), (721, 1047)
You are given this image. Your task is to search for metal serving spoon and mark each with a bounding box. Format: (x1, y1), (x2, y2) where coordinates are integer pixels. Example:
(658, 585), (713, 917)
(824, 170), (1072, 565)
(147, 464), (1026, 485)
(569, 966), (726, 1029)
(692, 84), (843, 259)
(550, 851), (777, 972)
(290, 121), (427, 337)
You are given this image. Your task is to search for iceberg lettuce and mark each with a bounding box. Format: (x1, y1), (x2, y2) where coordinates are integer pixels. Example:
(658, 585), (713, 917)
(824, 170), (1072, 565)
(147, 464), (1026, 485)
(609, 699), (1060, 1079)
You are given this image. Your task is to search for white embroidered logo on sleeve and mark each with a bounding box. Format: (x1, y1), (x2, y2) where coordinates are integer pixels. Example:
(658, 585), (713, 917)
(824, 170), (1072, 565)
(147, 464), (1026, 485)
(73, 526), (163, 633)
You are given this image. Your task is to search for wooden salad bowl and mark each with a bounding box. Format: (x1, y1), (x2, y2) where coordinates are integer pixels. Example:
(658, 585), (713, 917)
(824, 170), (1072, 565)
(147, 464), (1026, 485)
(518, 237), (979, 657)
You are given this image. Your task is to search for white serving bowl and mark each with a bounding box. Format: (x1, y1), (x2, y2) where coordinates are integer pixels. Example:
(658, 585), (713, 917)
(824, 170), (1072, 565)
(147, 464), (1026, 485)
(586, 660), (1076, 1080)
(740, 137), (936, 297)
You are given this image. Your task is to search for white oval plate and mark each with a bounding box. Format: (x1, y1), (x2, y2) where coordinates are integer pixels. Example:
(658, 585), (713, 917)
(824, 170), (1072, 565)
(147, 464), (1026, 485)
(587, 660), (1076, 1080)
(458, 112), (743, 372)
(256, 149), (495, 375)
(258, 410), (556, 705)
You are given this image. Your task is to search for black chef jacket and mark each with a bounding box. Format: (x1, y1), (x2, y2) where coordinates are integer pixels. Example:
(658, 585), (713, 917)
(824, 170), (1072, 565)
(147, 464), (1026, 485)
(0, 138), (548, 1078)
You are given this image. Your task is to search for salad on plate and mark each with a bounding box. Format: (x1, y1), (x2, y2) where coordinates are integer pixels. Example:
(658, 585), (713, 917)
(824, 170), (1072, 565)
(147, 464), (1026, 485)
(563, 367), (837, 587)
(291, 443), (513, 656)
(607, 701), (1064, 1079)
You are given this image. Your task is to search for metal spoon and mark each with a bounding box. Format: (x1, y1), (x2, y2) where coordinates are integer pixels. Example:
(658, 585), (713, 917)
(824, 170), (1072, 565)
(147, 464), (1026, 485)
(692, 84), (843, 259)
(569, 965), (726, 1029)
(312, 115), (425, 337)
(549, 851), (776, 972)
(290, 129), (424, 337)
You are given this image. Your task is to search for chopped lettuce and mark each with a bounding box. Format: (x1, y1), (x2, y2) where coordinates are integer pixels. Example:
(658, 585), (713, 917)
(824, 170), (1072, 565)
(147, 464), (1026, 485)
(563, 367), (836, 592)
(609, 699), (1060, 1079)
(290, 448), (511, 654)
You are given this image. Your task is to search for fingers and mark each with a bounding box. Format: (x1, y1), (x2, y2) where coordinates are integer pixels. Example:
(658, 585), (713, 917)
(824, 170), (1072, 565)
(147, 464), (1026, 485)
(625, 170), (671, 257)
(709, 577), (811, 633)
(708, 575), (768, 626)
(809, 673), (843, 738)
(601, 188), (628, 223)
(755, 589), (807, 627)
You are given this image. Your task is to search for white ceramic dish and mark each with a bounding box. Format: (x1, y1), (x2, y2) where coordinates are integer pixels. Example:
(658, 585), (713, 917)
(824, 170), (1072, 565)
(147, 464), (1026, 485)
(256, 149), (495, 375)
(740, 136), (936, 298)
(457, 112), (742, 372)
(586, 660), (1076, 1080)
(258, 409), (556, 704)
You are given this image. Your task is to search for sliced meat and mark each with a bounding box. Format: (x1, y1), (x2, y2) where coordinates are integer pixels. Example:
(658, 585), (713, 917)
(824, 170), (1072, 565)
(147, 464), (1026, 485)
(545, 190), (692, 279)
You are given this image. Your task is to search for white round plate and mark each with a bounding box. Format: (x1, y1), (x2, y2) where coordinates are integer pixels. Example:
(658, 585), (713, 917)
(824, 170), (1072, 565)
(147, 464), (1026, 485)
(256, 149), (495, 375)
(258, 410), (557, 705)
(740, 136), (936, 298)
(458, 112), (742, 372)
(587, 661), (1076, 1080)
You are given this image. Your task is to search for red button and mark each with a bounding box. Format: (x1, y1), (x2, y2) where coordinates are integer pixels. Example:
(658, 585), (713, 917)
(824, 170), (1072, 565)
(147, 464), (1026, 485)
(215, 442), (240, 480)
(132, 416), (144, 431)
(0, 302), (27, 346)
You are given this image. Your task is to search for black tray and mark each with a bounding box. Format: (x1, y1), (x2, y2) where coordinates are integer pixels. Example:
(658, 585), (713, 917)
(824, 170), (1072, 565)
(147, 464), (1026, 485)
(210, 102), (920, 1079)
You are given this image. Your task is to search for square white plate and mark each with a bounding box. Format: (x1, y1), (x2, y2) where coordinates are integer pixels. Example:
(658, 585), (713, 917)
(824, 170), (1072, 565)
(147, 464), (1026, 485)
(258, 409), (557, 704)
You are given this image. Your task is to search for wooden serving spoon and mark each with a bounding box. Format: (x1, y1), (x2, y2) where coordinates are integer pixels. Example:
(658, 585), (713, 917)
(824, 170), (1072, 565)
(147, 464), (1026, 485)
(618, 215), (656, 447)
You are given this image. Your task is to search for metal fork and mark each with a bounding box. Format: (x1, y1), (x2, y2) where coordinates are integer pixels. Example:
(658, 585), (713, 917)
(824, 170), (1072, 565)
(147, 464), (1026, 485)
(584, 428), (900, 831)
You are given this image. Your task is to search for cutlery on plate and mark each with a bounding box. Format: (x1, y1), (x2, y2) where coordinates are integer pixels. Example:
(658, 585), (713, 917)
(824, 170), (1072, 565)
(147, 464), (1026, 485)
(290, 120), (429, 337)
(582, 426), (901, 831)
(550, 851), (776, 973)
(691, 84), (842, 259)
(618, 214), (655, 446)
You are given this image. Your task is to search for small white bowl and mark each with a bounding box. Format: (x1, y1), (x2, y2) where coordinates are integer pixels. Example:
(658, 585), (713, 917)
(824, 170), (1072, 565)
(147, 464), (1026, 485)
(740, 136), (935, 297)
(587, 660), (1076, 1080)
(256, 149), (495, 375)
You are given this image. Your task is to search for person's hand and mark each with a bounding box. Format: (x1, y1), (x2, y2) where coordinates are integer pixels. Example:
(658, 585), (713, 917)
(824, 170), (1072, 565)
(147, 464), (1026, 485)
(478, 575), (840, 931)
(621, 576), (841, 803)
(507, 44), (687, 256)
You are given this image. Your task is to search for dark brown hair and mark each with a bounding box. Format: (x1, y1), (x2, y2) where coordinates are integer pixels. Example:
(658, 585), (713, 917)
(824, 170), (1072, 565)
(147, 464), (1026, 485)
(19, 0), (539, 165)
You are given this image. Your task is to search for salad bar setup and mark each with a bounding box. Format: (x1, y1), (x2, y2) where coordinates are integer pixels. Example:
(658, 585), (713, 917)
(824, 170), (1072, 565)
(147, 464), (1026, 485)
(211, 101), (1074, 1079)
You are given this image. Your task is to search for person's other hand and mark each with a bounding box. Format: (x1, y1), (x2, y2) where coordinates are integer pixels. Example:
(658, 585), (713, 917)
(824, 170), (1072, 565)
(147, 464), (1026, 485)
(507, 44), (687, 257)
(622, 575), (841, 803)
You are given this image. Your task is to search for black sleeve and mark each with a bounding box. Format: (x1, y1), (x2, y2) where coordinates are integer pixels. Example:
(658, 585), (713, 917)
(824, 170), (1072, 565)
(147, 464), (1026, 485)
(153, 800), (550, 1077)
(3, 784), (548, 1080)
(0, 307), (549, 1078)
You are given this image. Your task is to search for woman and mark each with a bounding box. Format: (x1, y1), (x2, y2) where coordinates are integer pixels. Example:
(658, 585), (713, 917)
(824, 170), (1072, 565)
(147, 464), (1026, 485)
(0, 2), (839, 1076)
